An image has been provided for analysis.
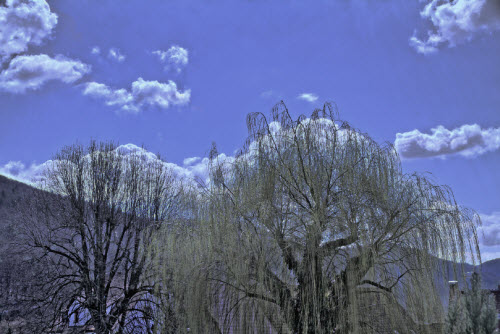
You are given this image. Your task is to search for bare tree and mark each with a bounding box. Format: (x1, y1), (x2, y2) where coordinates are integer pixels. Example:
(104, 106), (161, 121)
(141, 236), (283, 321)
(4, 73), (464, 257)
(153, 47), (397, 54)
(173, 102), (482, 333)
(22, 141), (182, 334)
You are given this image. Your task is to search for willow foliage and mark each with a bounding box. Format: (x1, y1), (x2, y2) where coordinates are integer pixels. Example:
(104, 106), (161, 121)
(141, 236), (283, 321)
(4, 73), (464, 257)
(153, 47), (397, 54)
(154, 102), (481, 334)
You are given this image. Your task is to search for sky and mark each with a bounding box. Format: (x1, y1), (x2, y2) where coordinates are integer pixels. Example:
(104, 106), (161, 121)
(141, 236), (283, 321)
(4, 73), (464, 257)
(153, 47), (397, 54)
(1, 0), (499, 261)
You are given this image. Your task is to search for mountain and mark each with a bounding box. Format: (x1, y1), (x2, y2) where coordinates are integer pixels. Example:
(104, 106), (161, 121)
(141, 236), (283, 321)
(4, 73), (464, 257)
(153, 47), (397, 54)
(480, 258), (500, 289)
(0, 175), (40, 327)
(0, 174), (35, 261)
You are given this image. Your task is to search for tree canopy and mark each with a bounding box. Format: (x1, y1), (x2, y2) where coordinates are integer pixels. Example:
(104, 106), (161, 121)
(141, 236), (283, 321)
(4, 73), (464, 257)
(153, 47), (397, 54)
(157, 101), (482, 333)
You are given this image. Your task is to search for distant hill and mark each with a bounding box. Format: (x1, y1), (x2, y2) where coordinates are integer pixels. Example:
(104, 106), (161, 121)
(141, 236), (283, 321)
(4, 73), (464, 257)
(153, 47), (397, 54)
(480, 258), (500, 289)
(0, 174), (38, 263)
(432, 257), (499, 308)
(0, 175), (41, 324)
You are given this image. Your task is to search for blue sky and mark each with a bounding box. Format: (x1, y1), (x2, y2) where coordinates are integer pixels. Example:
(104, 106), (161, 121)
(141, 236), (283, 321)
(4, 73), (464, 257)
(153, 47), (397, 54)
(1, 0), (500, 261)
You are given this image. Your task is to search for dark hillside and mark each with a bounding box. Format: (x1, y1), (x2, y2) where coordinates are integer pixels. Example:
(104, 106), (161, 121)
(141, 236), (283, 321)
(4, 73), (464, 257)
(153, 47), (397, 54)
(0, 175), (48, 329)
(0, 175), (37, 260)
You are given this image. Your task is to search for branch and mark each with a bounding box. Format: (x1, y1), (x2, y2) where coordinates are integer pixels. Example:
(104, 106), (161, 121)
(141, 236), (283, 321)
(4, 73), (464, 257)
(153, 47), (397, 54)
(320, 234), (358, 255)
(275, 232), (298, 273)
(360, 279), (391, 293)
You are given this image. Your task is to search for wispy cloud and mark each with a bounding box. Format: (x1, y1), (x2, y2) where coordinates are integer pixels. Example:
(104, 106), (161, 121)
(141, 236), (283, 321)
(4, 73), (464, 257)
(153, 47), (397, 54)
(410, 0), (500, 54)
(91, 46), (101, 55)
(479, 212), (500, 247)
(0, 160), (52, 185)
(183, 157), (201, 166)
(83, 78), (190, 113)
(108, 48), (126, 62)
(395, 123), (500, 159)
(152, 46), (188, 73)
(297, 93), (319, 103)
(0, 0), (58, 62)
(0, 54), (90, 93)
(260, 90), (274, 98)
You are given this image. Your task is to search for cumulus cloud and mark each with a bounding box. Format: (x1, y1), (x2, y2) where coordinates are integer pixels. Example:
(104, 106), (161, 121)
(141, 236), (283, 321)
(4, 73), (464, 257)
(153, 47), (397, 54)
(0, 54), (91, 93)
(152, 46), (188, 73)
(395, 124), (500, 159)
(297, 93), (319, 103)
(83, 82), (135, 111)
(91, 46), (100, 55)
(0, 143), (235, 191)
(108, 48), (125, 62)
(82, 77), (190, 112)
(411, 0), (500, 54)
(0, 0), (58, 62)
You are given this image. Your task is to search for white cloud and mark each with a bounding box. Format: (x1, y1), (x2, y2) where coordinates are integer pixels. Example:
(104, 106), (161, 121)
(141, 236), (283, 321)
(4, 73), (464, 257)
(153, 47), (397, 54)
(411, 0), (500, 54)
(395, 124), (500, 159)
(116, 143), (159, 162)
(479, 212), (500, 247)
(107, 144), (225, 186)
(183, 157), (201, 166)
(297, 93), (319, 103)
(108, 48), (125, 62)
(152, 46), (188, 73)
(83, 82), (136, 111)
(132, 78), (190, 108)
(477, 212), (500, 262)
(0, 160), (53, 185)
(0, 54), (91, 93)
(82, 77), (190, 112)
(0, 0), (58, 62)
(91, 46), (100, 55)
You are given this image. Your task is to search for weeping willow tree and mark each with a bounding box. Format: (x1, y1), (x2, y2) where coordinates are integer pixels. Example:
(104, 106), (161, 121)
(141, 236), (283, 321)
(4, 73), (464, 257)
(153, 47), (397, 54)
(155, 101), (481, 333)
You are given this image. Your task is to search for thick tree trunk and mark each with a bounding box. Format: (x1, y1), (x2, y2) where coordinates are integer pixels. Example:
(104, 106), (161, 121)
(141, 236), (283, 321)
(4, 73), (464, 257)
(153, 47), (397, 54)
(291, 232), (336, 334)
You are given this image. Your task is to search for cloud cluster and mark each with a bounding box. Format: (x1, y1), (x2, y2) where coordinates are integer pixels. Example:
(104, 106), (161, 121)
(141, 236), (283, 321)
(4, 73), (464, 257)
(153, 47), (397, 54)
(114, 144), (224, 184)
(410, 0), (500, 54)
(152, 46), (188, 73)
(0, 2), (190, 111)
(297, 93), (319, 103)
(0, 0), (91, 93)
(0, 54), (90, 93)
(0, 0), (58, 62)
(108, 48), (125, 62)
(83, 78), (190, 112)
(395, 123), (500, 159)
(0, 144), (214, 187)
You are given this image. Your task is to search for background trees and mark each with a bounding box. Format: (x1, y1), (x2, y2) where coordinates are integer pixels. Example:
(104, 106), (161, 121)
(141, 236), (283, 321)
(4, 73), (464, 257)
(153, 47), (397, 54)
(165, 102), (482, 333)
(22, 141), (183, 334)
(445, 272), (498, 334)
